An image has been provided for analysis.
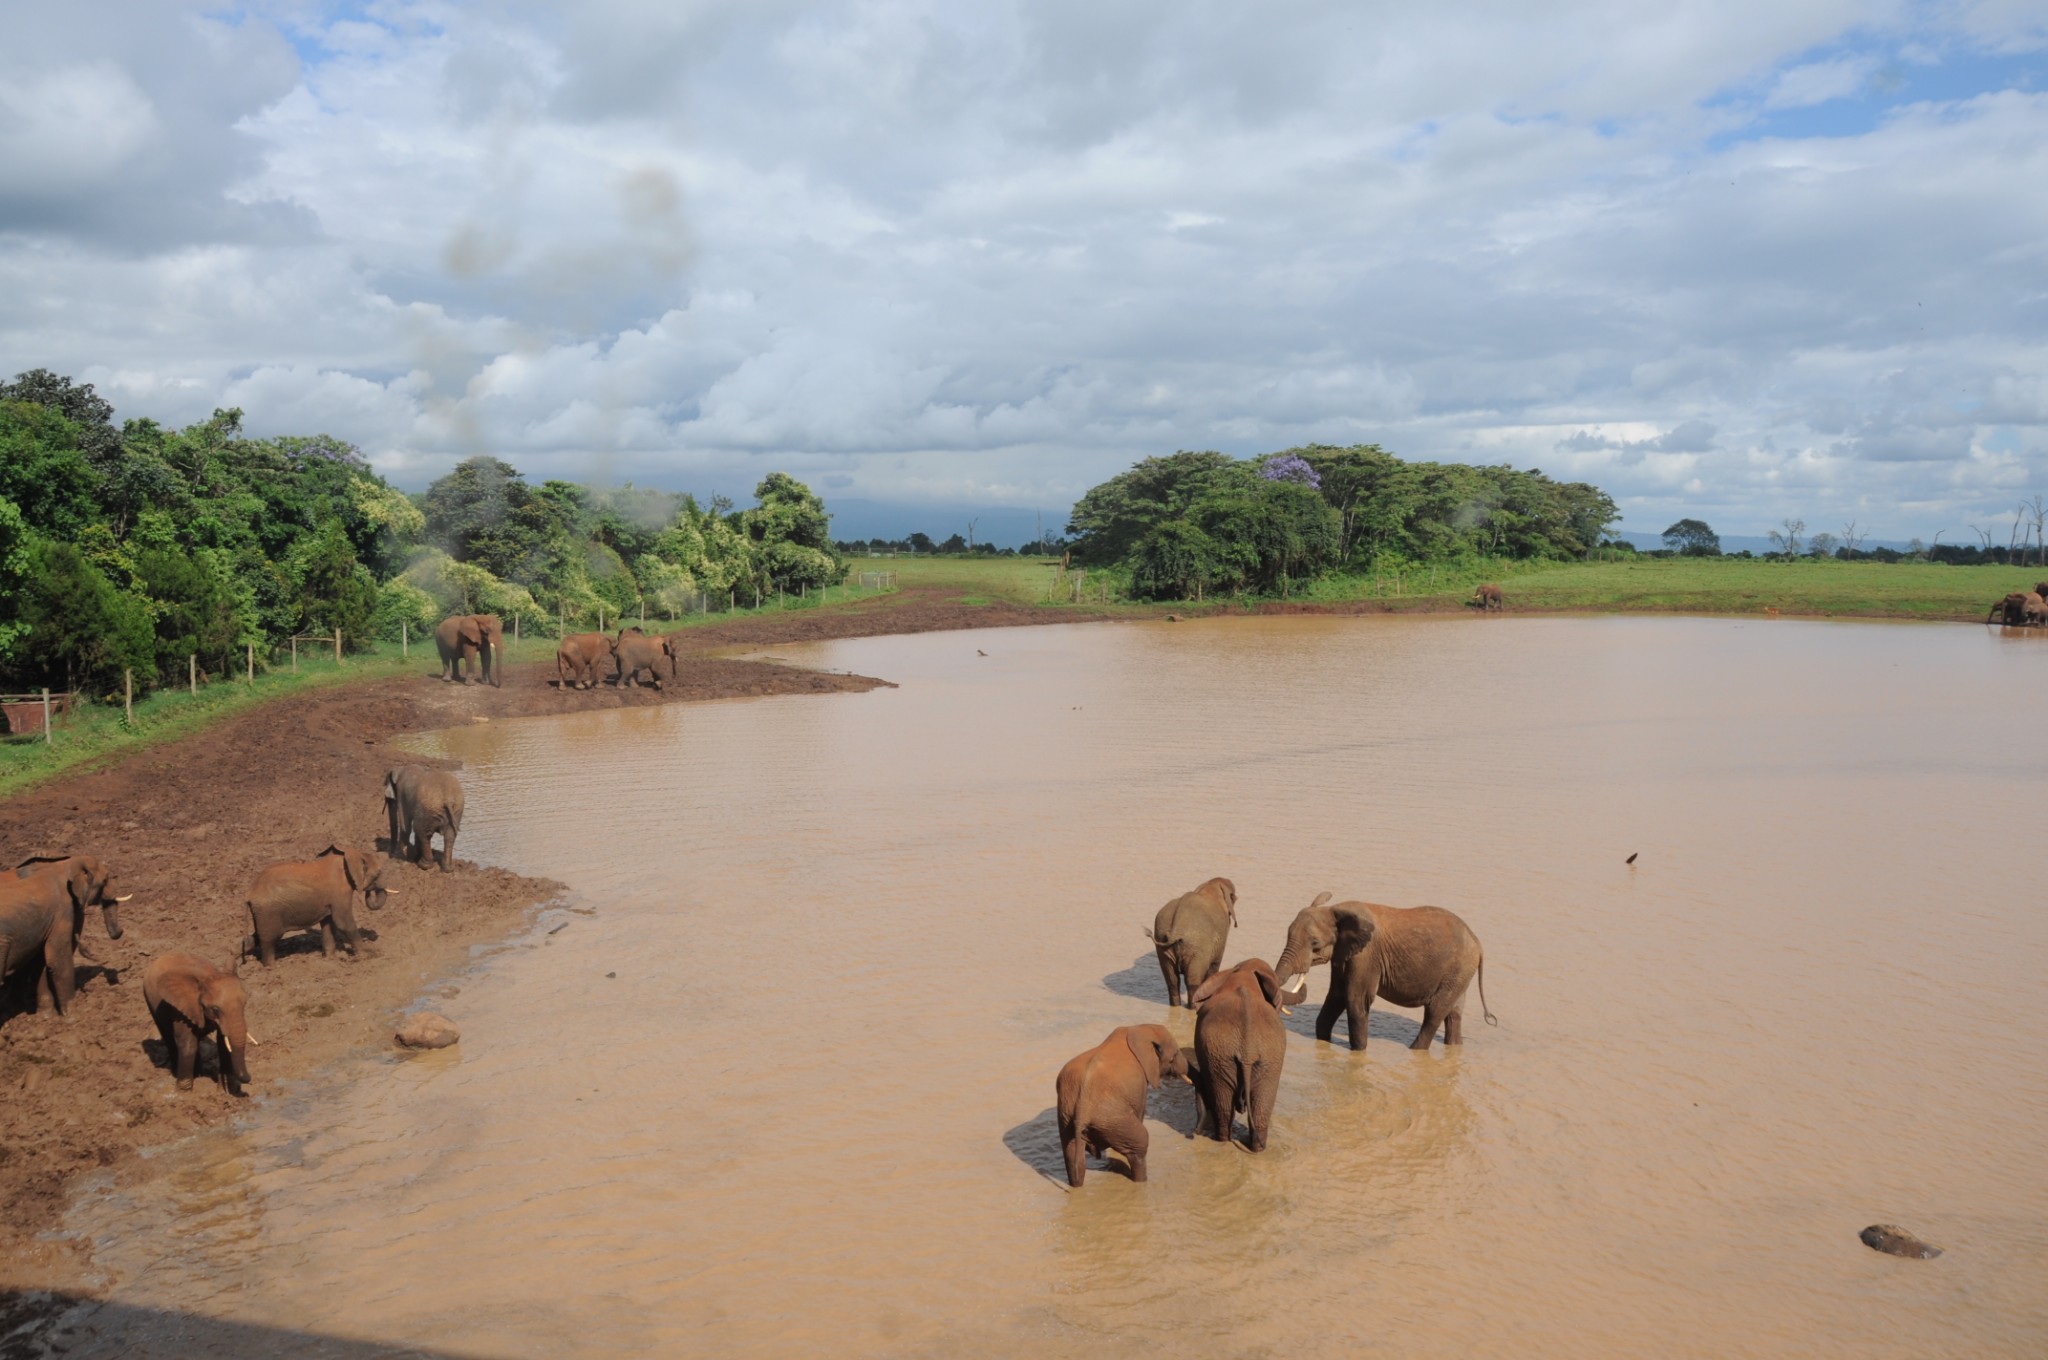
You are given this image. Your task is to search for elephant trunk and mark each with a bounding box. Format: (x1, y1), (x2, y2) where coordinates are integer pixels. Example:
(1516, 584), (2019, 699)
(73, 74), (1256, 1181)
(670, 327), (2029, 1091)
(218, 1014), (252, 1087)
(1273, 941), (1311, 1005)
(100, 894), (126, 942)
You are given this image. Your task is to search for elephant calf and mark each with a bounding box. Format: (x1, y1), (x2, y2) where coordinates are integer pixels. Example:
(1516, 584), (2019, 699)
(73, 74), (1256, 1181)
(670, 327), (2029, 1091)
(1055, 1024), (1188, 1186)
(143, 953), (252, 1092)
(241, 845), (394, 967)
(611, 630), (667, 689)
(556, 632), (610, 689)
(385, 764), (465, 872)
(1474, 582), (1504, 610)
(1274, 892), (1495, 1051)
(1143, 876), (1238, 1008)
(1191, 959), (1289, 1152)
(0, 855), (128, 1018)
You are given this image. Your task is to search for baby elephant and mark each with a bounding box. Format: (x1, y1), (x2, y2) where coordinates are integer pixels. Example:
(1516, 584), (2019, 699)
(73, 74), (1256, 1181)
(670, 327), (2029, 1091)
(1474, 582), (1504, 611)
(143, 953), (252, 1092)
(1192, 959), (1290, 1152)
(1144, 876), (1238, 1008)
(241, 845), (394, 967)
(1055, 1023), (1188, 1186)
(384, 764), (465, 871)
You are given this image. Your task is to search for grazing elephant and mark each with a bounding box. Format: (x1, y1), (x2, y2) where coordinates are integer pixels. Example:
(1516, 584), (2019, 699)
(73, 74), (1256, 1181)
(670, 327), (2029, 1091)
(384, 765), (465, 871)
(1274, 892), (1495, 1051)
(556, 632), (611, 689)
(240, 845), (394, 967)
(143, 953), (252, 1092)
(1474, 583), (1504, 611)
(1190, 959), (1289, 1152)
(436, 613), (503, 686)
(1142, 877), (1238, 1008)
(611, 630), (667, 689)
(0, 856), (129, 1018)
(1055, 1024), (1188, 1186)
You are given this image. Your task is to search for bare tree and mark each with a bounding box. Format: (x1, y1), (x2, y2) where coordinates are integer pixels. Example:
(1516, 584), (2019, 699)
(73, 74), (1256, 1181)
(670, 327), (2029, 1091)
(1808, 531), (1839, 559)
(2029, 496), (2046, 568)
(1841, 519), (1866, 555)
(2011, 504), (2027, 562)
(966, 517), (979, 552)
(1970, 523), (1993, 550)
(1767, 518), (1806, 558)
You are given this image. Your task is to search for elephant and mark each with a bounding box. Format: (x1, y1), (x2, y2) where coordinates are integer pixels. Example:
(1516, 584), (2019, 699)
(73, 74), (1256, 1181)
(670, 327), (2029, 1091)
(436, 613), (504, 686)
(1274, 892), (1495, 1051)
(240, 845), (394, 967)
(611, 630), (668, 689)
(659, 631), (688, 680)
(143, 953), (252, 1092)
(556, 632), (611, 689)
(1142, 877), (1238, 1008)
(2027, 593), (2048, 626)
(1988, 592), (2036, 626)
(384, 765), (465, 871)
(1190, 959), (1289, 1152)
(0, 855), (128, 1018)
(1474, 583), (1504, 611)
(1055, 1024), (1188, 1186)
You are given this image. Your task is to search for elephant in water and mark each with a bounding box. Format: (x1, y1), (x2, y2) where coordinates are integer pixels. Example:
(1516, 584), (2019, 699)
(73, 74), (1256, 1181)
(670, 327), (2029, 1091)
(556, 632), (610, 688)
(1190, 959), (1289, 1152)
(1274, 892), (1495, 1051)
(1055, 1024), (1188, 1186)
(1474, 583), (1503, 611)
(143, 953), (252, 1092)
(1142, 877), (1238, 1008)
(241, 845), (394, 967)
(384, 765), (465, 872)
(0, 855), (128, 1018)
(611, 630), (667, 689)
(436, 613), (503, 686)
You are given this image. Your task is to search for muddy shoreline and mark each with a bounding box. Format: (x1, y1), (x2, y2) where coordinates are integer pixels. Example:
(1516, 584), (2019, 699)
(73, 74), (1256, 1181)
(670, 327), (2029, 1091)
(0, 590), (1095, 1301)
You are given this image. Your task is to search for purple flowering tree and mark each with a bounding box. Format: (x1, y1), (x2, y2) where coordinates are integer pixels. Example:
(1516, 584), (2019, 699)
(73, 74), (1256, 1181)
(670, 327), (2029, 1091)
(1258, 454), (1321, 490)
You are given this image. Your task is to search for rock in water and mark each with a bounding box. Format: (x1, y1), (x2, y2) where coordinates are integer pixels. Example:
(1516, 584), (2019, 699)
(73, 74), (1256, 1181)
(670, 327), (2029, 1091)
(395, 1013), (461, 1050)
(1860, 1224), (1941, 1259)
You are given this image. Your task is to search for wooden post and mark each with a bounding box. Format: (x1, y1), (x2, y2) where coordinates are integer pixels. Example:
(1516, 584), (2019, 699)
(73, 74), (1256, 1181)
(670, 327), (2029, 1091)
(334, 628), (343, 664)
(292, 636), (298, 672)
(189, 654), (197, 695)
(779, 584), (784, 608)
(124, 670), (132, 725)
(639, 597), (645, 625)
(247, 644), (254, 683)
(515, 614), (521, 644)
(728, 590), (734, 612)
(559, 600), (566, 638)
(42, 688), (52, 744)
(402, 620), (408, 658)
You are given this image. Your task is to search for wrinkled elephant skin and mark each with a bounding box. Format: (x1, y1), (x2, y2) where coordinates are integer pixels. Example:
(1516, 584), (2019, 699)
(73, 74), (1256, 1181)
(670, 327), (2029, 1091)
(241, 846), (391, 967)
(1055, 1024), (1187, 1186)
(0, 856), (128, 1021)
(143, 952), (252, 1092)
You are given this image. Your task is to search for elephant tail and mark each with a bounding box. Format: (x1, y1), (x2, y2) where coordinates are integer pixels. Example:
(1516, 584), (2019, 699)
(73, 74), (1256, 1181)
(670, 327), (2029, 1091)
(1477, 955), (1498, 1027)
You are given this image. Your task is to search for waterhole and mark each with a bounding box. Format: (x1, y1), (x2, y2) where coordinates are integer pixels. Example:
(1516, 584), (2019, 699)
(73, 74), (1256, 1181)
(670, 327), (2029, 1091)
(65, 617), (2048, 1356)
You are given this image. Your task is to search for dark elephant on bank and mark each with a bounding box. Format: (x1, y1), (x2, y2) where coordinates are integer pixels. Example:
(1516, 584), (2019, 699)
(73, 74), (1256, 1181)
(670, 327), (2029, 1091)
(1274, 892), (1495, 1051)
(143, 952), (252, 1092)
(0, 855), (128, 1018)
(1191, 959), (1290, 1152)
(611, 629), (667, 689)
(1142, 876), (1238, 1008)
(556, 632), (610, 689)
(1054, 1024), (1188, 1186)
(240, 845), (394, 967)
(1473, 583), (1504, 611)
(384, 765), (465, 871)
(1987, 592), (2048, 626)
(436, 614), (504, 686)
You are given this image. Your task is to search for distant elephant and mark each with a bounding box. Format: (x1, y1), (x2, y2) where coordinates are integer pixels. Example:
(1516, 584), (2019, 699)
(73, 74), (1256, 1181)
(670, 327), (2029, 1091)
(1474, 583), (1503, 610)
(240, 845), (394, 967)
(1274, 892), (1495, 1051)
(555, 632), (610, 689)
(1142, 877), (1238, 1008)
(1190, 959), (1289, 1152)
(143, 953), (252, 1092)
(383, 765), (465, 871)
(0, 855), (129, 1018)
(1989, 592), (2032, 626)
(1055, 1024), (1188, 1186)
(611, 630), (667, 689)
(436, 614), (504, 686)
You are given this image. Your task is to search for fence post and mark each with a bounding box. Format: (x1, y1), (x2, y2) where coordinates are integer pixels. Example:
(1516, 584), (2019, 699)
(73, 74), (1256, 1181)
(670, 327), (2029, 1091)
(42, 687), (52, 744)
(190, 654), (197, 695)
(402, 620), (408, 658)
(292, 637), (298, 672)
(559, 600), (566, 638)
(639, 597), (645, 626)
(247, 644), (253, 683)
(728, 590), (734, 612)
(515, 614), (521, 644)
(124, 670), (132, 725)
(334, 628), (342, 665)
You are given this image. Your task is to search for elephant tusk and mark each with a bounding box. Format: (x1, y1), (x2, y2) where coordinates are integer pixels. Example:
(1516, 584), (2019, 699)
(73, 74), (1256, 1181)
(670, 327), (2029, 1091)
(245, 1032), (260, 1046)
(220, 1034), (232, 1054)
(382, 886), (401, 894)
(112, 894), (133, 902)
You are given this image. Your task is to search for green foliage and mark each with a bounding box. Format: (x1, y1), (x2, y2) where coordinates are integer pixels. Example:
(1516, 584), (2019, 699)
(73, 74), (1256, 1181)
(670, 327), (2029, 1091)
(1662, 518), (1721, 555)
(743, 472), (845, 590)
(0, 495), (31, 664)
(14, 539), (157, 697)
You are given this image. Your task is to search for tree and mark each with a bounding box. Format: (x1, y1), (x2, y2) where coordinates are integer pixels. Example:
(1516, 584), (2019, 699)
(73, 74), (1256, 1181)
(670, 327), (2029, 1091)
(1807, 532), (1838, 559)
(1660, 519), (1720, 556)
(1841, 519), (1866, 554)
(1767, 518), (1805, 558)
(12, 539), (156, 695)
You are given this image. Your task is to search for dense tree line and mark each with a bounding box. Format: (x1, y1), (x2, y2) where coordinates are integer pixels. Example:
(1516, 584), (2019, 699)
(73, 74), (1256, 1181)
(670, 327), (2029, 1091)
(1068, 445), (1619, 599)
(0, 370), (845, 701)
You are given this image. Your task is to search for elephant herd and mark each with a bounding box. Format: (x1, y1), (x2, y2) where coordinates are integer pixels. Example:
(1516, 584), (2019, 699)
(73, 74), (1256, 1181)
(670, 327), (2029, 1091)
(1057, 876), (1494, 1186)
(1985, 584), (2048, 626)
(556, 626), (684, 691)
(0, 764), (465, 1093)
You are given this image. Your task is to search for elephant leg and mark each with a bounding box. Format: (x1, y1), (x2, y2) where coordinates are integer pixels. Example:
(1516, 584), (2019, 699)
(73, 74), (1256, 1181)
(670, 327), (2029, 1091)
(1244, 1063), (1277, 1153)
(1155, 948), (1180, 1008)
(1117, 1120), (1152, 1182)
(1444, 1008), (1464, 1046)
(1199, 1065), (1236, 1142)
(173, 1024), (199, 1089)
(1347, 998), (1374, 1051)
(44, 941), (75, 1016)
(1315, 965), (1346, 1043)
(1413, 1002), (1444, 1050)
(439, 828), (455, 872)
(318, 922), (335, 957)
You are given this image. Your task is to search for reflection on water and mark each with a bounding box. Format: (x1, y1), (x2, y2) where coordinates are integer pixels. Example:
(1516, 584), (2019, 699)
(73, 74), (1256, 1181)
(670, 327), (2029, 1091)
(68, 617), (2048, 1357)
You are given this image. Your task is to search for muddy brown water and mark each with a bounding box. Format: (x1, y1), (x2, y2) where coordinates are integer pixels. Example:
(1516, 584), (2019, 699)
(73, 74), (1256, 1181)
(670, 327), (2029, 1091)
(56, 618), (2048, 1357)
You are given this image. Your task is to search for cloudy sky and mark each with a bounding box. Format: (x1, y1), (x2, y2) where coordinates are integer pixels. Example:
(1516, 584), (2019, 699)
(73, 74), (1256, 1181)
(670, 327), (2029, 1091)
(2, 0), (2043, 540)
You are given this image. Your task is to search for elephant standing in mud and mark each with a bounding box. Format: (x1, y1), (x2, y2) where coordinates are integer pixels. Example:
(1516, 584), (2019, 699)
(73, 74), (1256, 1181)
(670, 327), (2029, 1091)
(0, 856), (128, 1018)
(1274, 892), (1495, 1051)
(384, 765), (465, 872)
(1190, 959), (1289, 1152)
(1143, 877), (1238, 1008)
(241, 846), (394, 967)
(1474, 583), (1504, 611)
(1055, 1024), (1188, 1186)
(143, 953), (252, 1092)
(611, 629), (668, 689)
(660, 631), (688, 680)
(436, 614), (504, 686)
(556, 632), (611, 689)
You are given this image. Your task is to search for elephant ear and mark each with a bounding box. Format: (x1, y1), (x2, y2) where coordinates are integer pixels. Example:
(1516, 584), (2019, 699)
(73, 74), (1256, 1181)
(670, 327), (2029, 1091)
(1123, 1027), (1163, 1089)
(1332, 908), (1375, 962)
(157, 968), (207, 1031)
(1242, 960), (1285, 1010)
(1189, 969), (1230, 1008)
(1216, 878), (1240, 927)
(342, 849), (376, 891)
(66, 858), (99, 908)
(1309, 890), (1334, 910)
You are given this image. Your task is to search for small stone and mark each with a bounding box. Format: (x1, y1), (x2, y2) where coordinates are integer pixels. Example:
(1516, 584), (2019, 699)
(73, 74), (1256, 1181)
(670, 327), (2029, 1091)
(605, 971), (616, 979)
(394, 1013), (460, 1050)
(1860, 1224), (1941, 1259)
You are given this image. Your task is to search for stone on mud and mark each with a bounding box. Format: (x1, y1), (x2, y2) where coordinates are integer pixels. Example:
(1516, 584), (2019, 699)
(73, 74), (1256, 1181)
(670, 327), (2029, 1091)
(1860, 1224), (1941, 1259)
(394, 1013), (461, 1050)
